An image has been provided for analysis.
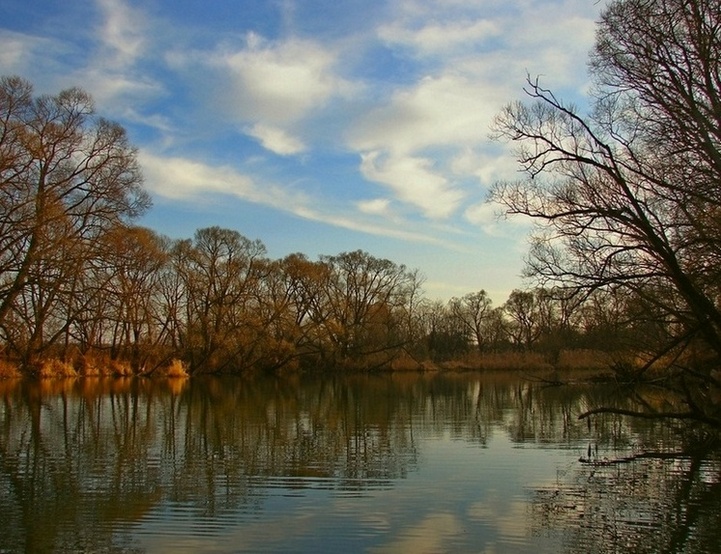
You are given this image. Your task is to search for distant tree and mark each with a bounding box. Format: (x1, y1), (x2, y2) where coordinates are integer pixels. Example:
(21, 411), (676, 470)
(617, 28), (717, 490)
(449, 290), (493, 353)
(420, 299), (470, 361)
(491, 0), (721, 425)
(483, 306), (509, 351)
(319, 250), (419, 367)
(503, 290), (541, 350)
(276, 253), (334, 367)
(102, 226), (169, 370)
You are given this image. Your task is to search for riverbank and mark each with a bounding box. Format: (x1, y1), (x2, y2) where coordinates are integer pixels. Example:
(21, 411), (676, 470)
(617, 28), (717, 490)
(0, 349), (617, 379)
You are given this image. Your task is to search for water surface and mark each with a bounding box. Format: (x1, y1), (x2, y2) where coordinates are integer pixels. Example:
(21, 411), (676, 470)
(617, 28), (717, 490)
(0, 372), (719, 553)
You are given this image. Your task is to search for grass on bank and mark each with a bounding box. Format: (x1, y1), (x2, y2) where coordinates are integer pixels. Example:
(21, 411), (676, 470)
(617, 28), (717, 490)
(406, 349), (615, 372)
(0, 349), (630, 379)
(0, 354), (190, 379)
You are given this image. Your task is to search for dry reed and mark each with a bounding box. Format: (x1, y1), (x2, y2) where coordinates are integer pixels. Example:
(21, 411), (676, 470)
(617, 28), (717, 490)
(0, 358), (21, 379)
(163, 358), (190, 378)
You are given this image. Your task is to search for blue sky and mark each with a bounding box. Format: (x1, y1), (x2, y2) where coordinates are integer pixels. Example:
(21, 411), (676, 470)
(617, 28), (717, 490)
(0, 0), (601, 303)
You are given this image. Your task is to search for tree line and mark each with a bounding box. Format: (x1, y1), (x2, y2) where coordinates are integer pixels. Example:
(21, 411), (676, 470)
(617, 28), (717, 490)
(0, 74), (646, 377)
(2, 0), (721, 416)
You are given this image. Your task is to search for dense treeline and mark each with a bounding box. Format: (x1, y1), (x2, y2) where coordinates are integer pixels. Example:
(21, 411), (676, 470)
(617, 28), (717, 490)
(0, 73), (707, 378)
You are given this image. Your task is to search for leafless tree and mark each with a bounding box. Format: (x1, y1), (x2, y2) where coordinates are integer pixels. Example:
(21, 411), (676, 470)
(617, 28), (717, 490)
(449, 290), (493, 352)
(491, 0), (721, 425)
(172, 226), (267, 372)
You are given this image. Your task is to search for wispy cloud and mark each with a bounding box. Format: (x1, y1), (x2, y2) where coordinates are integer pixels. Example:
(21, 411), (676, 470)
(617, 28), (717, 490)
(378, 18), (500, 56)
(139, 150), (461, 248)
(246, 123), (306, 155)
(54, 0), (166, 114)
(346, 69), (508, 219)
(96, 0), (147, 68)
(0, 0), (601, 299)
(169, 33), (354, 125)
(360, 151), (462, 219)
(0, 30), (53, 72)
(357, 198), (392, 216)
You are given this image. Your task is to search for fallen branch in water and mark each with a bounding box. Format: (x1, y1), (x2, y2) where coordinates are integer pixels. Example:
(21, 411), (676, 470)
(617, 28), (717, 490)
(578, 407), (721, 428)
(579, 449), (688, 466)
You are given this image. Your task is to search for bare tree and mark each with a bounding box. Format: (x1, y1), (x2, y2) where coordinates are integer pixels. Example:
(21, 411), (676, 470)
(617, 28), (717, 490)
(102, 226), (169, 370)
(319, 250), (419, 367)
(491, 0), (721, 425)
(448, 290), (493, 353)
(0, 76), (149, 364)
(503, 290), (541, 350)
(173, 227), (267, 372)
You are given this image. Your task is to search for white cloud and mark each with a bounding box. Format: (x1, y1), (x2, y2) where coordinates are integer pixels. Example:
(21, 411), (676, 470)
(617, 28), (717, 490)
(138, 151), (457, 246)
(96, 0), (147, 68)
(246, 123), (306, 155)
(464, 199), (534, 239)
(165, 32), (358, 154)
(349, 72), (503, 155)
(0, 31), (49, 72)
(96, 0), (147, 69)
(347, 71), (507, 218)
(357, 198), (392, 216)
(343, 0), (598, 224)
(360, 151), (463, 219)
(139, 152), (262, 202)
(464, 201), (502, 235)
(79, 67), (162, 108)
(378, 18), (499, 56)
(44, 0), (165, 115)
(184, 34), (354, 125)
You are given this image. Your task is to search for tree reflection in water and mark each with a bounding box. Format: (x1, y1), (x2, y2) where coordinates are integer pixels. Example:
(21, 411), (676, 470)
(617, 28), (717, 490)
(531, 430), (721, 554)
(0, 373), (719, 553)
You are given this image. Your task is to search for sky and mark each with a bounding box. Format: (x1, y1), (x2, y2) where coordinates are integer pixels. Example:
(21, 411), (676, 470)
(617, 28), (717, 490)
(0, 0), (601, 304)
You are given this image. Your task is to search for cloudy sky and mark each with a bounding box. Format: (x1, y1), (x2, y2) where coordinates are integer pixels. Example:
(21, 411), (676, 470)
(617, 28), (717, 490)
(0, 0), (601, 303)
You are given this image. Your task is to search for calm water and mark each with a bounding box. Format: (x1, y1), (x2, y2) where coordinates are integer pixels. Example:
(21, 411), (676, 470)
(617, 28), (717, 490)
(0, 372), (719, 553)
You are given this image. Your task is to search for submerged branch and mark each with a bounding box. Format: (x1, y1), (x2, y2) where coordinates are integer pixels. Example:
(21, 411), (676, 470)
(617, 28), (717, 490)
(579, 449), (689, 466)
(578, 406), (721, 428)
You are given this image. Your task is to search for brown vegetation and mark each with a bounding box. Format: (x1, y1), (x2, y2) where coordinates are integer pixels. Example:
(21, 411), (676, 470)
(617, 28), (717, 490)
(0, 358), (20, 379)
(0, 76), (674, 380)
(2, 0), (721, 428)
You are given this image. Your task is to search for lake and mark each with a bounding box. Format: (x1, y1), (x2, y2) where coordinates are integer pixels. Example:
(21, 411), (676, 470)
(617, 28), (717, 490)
(1, 372), (719, 553)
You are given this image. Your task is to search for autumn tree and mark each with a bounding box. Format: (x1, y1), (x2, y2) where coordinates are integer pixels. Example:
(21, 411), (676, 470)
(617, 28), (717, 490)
(264, 253), (334, 370)
(102, 226), (170, 369)
(491, 0), (721, 425)
(318, 250), (420, 368)
(417, 299), (470, 361)
(172, 227), (268, 373)
(0, 76), (149, 365)
(503, 290), (541, 350)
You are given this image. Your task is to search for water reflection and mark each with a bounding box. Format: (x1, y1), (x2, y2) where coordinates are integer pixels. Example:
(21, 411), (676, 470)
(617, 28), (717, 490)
(531, 444), (721, 553)
(0, 373), (719, 553)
